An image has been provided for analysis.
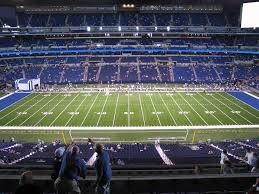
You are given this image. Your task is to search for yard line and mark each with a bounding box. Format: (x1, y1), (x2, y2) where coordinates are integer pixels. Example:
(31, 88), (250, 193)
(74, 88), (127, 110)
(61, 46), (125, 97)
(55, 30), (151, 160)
(220, 93), (259, 120)
(190, 94), (223, 125)
(80, 92), (100, 127)
(65, 94), (90, 126)
(34, 94), (68, 126)
(19, 94), (61, 126)
(197, 93), (238, 125)
(138, 93), (146, 126)
(178, 93), (208, 125)
(112, 93), (120, 127)
(0, 93), (40, 121)
(158, 93), (177, 125)
(211, 93), (253, 124)
(168, 94), (193, 126)
(128, 91), (130, 126)
(96, 93), (110, 126)
(49, 94), (80, 126)
(4, 95), (50, 126)
(148, 92), (162, 126)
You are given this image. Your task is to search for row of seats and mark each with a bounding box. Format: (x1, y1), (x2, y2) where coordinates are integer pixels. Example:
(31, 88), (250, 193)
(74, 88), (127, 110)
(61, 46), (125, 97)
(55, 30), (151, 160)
(1, 37), (258, 49)
(1, 12), (241, 27)
(1, 140), (258, 166)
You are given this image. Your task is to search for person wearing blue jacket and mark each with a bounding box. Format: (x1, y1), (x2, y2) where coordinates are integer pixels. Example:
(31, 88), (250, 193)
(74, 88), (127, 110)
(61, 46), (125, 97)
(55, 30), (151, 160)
(54, 144), (87, 194)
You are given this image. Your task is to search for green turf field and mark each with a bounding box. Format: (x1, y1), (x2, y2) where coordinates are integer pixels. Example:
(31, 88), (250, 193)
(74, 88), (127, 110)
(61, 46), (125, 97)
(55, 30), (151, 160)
(0, 91), (258, 143)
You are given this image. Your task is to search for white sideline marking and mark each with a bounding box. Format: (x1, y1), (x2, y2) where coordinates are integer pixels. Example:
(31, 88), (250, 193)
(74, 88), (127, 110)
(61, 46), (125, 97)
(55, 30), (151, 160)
(112, 93), (119, 127)
(148, 92), (161, 126)
(1, 125), (259, 131)
(224, 93), (259, 119)
(138, 93), (146, 126)
(0, 93), (39, 120)
(178, 93), (208, 125)
(217, 93), (257, 122)
(80, 92), (100, 127)
(244, 91), (259, 100)
(4, 95), (49, 126)
(49, 94), (80, 126)
(168, 94), (193, 125)
(96, 94), (109, 126)
(197, 93), (238, 125)
(0, 92), (14, 101)
(159, 93), (177, 125)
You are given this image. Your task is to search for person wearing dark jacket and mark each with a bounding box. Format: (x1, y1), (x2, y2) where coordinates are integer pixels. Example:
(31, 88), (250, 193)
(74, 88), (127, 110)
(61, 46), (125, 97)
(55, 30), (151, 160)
(51, 146), (65, 181)
(15, 171), (42, 194)
(54, 144), (87, 194)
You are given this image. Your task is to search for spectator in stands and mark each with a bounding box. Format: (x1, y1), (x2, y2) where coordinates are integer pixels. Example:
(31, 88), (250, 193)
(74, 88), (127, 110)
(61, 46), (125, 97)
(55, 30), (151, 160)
(247, 178), (259, 194)
(15, 171), (42, 194)
(222, 160), (234, 174)
(243, 148), (254, 171)
(220, 149), (229, 174)
(51, 146), (65, 181)
(89, 139), (112, 194)
(251, 153), (259, 173)
(54, 144), (87, 194)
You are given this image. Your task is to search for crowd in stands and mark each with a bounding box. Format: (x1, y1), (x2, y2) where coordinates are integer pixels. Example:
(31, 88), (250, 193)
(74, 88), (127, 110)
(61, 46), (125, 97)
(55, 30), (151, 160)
(1, 12), (242, 28)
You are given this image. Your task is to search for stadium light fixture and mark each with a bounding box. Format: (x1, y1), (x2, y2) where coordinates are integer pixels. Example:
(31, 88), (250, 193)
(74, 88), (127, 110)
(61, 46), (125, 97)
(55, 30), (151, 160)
(87, 26), (91, 32)
(99, 26), (103, 31)
(167, 26), (170, 32)
(136, 26), (139, 31)
(118, 26), (121, 31)
(155, 26), (157, 31)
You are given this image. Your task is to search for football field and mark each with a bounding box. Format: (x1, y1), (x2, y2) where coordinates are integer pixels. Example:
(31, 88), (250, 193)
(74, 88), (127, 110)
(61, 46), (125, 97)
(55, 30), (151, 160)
(0, 91), (258, 143)
(0, 91), (258, 127)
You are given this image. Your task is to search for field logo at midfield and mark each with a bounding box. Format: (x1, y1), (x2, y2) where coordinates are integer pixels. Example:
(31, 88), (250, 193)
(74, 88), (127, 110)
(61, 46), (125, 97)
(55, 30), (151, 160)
(68, 112), (79, 115)
(96, 112), (106, 115)
(152, 112), (163, 115)
(64, 94), (71, 97)
(17, 112), (27, 115)
(205, 111), (216, 114)
(179, 111), (189, 115)
(43, 94), (51, 97)
(206, 93), (214, 96)
(42, 112), (53, 115)
(124, 112), (134, 115)
(186, 93), (195, 96)
(231, 111), (241, 114)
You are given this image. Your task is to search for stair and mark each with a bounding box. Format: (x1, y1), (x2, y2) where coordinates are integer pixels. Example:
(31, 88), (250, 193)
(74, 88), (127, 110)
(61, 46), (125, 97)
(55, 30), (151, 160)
(96, 65), (102, 82)
(206, 14), (211, 26)
(83, 64), (88, 81)
(153, 13), (157, 26)
(213, 66), (222, 82)
(100, 14), (104, 26)
(22, 69), (26, 79)
(59, 68), (65, 83)
(156, 64), (162, 82)
(16, 15), (19, 26)
(137, 59), (141, 82)
(188, 14), (192, 25)
(231, 66), (236, 80)
(38, 67), (44, 79)
(192, 64), (198, 81)
(28, 15), (33, 26)
(65, 15), (69, 26)
(155, 144), (174, 166)
(46, 15), (51, 26)
(169, 64), (174, 82)
(117, 64), (121, 82)
(83, 15), (86, 26)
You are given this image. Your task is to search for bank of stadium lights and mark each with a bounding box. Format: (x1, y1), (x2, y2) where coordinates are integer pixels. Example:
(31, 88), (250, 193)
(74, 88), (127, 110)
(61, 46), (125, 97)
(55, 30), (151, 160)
(118, 26), (121, 31)
(87, 26), (91, 32)
(136, 26), (139, 31)
(154, 26), (157, 31)
(99, 26), (103, 31)
(167, 26), (170, 32)
(122, 4), (134, 8)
